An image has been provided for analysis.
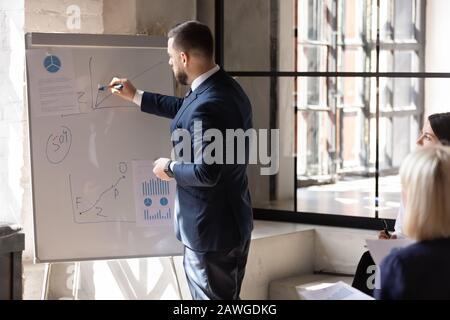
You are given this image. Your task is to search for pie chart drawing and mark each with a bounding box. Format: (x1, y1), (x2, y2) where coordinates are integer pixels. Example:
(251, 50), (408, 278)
(43, 55), (61, 73)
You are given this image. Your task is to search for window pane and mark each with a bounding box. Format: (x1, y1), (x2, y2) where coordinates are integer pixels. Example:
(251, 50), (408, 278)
(307, 0), (323, 40)
(297, 76), (378, 217)
(379, 113), (421, 221)
(297, 0), (329, 72)
(297, 45), (328, 72)
(376, 175), (402, 220)
(295, 75), (424, 218)
(342, 0), (363, 40)
(298, 111), (333, 177)
(340, 48), (367, 73)
(298, 120), (377, 217)
(341, 109), (365, 170)
(221, 1), (430, 221)
(297, 75), (331, 108)
(394, 51), (416, 109)
(394, 0), (415, 40)
(224, 0), (424, 72)
(378, 50), (420, 111)
(380, 0), (393, 41)
(224, 0), (333, 72)
(393, 78), (413, 109)
(379, 0), (419, 41)
(235, 77), (296, 211)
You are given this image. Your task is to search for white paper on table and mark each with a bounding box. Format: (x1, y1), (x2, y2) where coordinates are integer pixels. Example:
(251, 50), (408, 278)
(366, 238), (415, 266)
(26, 48), (79, 117)
(132, 160), (176, 227)
(297, 281), (374, 300)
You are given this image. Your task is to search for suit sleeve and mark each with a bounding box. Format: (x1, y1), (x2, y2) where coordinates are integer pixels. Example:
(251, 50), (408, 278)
(374, 254), (408, 300)
(172, 101), (224, 187)
(141, 92), (183, 119)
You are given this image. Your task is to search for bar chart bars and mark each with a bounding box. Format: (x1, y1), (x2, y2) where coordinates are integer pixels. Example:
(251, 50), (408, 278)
(144, 208), (171, 221)
(132, 160), (175, 226)
(142, 179), (170, 196)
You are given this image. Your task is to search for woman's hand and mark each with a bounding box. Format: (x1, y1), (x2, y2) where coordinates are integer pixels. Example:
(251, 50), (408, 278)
(378, 230), (397, 240)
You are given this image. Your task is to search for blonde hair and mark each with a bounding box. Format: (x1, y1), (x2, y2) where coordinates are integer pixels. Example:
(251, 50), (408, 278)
(401, 145), (450, 241)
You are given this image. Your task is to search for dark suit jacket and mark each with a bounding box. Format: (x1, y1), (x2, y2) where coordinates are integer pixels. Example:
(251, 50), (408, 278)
(375, 237), (450, 300)
(141, 69), (253, 252)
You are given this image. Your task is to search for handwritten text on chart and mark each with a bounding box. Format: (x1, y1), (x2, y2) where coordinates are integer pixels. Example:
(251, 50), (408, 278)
(46, 125), (72, 164)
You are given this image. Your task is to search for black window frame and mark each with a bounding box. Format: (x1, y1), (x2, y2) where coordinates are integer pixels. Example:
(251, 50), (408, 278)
(214, 0), (449, 231)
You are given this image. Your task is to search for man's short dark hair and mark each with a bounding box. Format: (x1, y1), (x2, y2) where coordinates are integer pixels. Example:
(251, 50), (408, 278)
(168, 20), (214, 59)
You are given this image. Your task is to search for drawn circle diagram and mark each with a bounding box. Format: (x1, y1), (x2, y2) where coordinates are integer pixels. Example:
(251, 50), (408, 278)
(118, 162), (128, 174)
(43, 55), (61, 73)
(160, 197), (168, 206)
(144, 198), (152, 207)
(46, 126), (72, 164)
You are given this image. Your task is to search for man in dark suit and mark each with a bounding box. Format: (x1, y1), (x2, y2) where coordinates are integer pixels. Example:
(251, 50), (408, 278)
(110, 21), (253, 300)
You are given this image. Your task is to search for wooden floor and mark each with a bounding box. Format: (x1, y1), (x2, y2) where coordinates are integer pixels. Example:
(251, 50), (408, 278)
(254, 175), (400, 219)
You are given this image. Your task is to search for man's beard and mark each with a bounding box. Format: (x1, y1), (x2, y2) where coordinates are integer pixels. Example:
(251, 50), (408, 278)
(175, 70), (188, 86)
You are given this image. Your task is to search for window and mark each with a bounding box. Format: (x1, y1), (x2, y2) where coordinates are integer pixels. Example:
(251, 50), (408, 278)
(219, 0), (435, 229)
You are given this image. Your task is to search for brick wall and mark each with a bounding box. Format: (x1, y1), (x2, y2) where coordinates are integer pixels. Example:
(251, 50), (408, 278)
(25, 0), (103, 33)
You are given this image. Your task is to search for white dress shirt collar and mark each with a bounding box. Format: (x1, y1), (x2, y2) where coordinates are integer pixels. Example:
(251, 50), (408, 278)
(191, 64), (220, 92)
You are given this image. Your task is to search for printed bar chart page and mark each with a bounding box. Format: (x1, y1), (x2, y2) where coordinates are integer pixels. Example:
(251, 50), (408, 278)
(132, 160), (176, 227)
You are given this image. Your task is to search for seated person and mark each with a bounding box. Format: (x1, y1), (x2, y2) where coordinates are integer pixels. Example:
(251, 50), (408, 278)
(375, 145), (450, 300)
(352, 112), (450, 295)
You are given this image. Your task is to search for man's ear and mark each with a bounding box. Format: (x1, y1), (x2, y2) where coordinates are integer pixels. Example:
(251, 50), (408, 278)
(180, 52), (188, 66)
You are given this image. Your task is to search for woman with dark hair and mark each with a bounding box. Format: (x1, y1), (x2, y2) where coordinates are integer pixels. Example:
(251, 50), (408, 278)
(418, 112), (450, 147)
(352, 112), (450, 296)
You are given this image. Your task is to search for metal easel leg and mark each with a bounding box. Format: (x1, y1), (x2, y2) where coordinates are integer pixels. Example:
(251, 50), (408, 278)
(41, 263), (51, 300)
(72, 262), (81, 300)
(41, 262), (81, 300)
(169, 256), (183, 300)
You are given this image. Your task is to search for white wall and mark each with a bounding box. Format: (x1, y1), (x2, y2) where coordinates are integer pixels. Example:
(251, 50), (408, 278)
(424, 0), (450, 116)
(0, 0), (26, 233)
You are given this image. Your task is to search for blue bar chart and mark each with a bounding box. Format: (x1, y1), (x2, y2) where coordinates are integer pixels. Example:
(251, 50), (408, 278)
(132, 160), (176, 226)
(144, 208), (171, 221)
(142, 179), (170, 196)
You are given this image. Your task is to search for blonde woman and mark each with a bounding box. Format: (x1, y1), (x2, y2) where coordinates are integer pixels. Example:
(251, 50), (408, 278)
(375, 145), (450, 300)
(353, 112), (450, 296)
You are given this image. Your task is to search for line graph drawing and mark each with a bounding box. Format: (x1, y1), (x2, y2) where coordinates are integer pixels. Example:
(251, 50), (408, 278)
(68, 172), (135, 224)
(58, 56), (167, 119)
(89, 56), (94, 109)
(69, 162), (129, 220)
(78, 175), (125, 216)
(93, 60), (165, 109)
